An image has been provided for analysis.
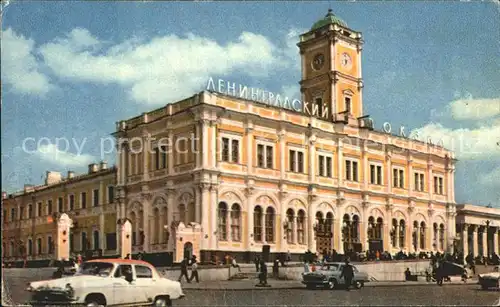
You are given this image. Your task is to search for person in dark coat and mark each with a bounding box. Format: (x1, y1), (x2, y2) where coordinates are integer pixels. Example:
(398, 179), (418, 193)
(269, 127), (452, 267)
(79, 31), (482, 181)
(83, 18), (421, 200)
(52, 261), (65, 279)
(339, 259), (354, 291)
(435, 260), (444, 286)
(259, 259), (268, 285)
(254, 255), (260, 272)
(178, 257), (191, 283)
(189, 257), (199, 283)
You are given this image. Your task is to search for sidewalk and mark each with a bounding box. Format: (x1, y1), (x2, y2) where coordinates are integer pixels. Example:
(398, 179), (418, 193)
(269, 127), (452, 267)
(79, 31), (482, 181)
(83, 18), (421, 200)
(179, 279), (479, 290)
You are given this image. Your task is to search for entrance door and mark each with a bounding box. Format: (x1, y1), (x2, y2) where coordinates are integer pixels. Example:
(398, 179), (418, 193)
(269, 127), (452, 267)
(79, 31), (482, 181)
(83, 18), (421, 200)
(183, 242), (193, 260)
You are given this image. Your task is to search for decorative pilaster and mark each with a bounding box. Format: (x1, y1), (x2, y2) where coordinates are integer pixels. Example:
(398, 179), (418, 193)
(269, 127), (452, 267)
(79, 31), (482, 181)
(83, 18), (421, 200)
(472, 225), (478, 256)
(386, 150), (392, 194)
(279, 129), (286, 181)
(461, 224), (469, 259)
(245, 122), (254, 176)
(142, 131), (150, 181)
(308, 133), (317, 184)
(482, 230), (487, 257)
(209, 184), (218, 250)
(337, 138), (343, 186)
(493, 229), (499, 254)
(199, 183), (210, 251)
(407, 152), (413, 197)
(362, 142), (368, 190)
(427, 156), (433, 200)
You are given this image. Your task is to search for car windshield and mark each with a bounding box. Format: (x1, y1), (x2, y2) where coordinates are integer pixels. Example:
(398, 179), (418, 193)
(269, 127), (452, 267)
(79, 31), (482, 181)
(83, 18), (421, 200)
(76, 262), (114, 277)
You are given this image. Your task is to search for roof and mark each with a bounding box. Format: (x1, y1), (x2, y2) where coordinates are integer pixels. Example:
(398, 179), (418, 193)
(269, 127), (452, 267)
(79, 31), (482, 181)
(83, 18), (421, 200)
(311, 9), (348, 31)
(87, 258), (153, 267)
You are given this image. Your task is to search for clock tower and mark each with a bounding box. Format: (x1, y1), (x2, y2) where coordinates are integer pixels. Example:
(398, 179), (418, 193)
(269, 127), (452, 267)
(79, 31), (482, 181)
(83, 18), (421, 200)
(298, 9), (364, 123)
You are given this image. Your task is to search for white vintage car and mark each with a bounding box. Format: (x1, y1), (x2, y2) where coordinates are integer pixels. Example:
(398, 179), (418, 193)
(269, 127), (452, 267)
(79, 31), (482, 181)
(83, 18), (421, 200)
(478, 266), (500, 290)
(27, 259), (185, 306)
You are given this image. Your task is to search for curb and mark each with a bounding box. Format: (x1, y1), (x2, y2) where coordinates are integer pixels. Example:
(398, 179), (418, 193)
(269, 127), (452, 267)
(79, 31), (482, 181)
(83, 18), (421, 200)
(182, 281), (479, 291)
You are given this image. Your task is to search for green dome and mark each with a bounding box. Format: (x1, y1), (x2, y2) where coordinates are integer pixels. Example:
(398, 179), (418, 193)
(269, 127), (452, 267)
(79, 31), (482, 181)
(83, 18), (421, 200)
(311, 9), (348, 30)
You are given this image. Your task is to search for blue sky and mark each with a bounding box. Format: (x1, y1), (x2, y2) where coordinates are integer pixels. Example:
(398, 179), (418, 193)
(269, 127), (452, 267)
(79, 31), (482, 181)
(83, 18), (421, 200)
(1, 1), (499, 206)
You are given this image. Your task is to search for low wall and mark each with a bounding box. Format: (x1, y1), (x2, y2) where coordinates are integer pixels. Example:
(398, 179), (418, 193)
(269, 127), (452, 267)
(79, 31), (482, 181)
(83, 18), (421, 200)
(278, 260), (431, 281)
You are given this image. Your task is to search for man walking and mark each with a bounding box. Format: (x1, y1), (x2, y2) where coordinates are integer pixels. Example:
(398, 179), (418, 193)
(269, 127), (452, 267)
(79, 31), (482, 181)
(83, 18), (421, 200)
(339, 259), (354, 291)
(189, 256), (199, 283)
(178, 257), (190, 283)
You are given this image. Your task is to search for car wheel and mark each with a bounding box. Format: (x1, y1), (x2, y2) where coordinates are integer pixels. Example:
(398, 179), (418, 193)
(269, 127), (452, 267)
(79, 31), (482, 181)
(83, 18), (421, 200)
(327, 280), (335, 290)
(354, 281), (364, 289)
(154, 297), (172, 307)
(85, 301), (100, 307)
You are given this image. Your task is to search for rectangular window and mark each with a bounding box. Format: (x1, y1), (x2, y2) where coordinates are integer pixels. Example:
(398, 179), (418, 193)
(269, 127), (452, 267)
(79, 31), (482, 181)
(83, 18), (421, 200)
(345, 97), (351, 113)
(108, 186), (115, 204)
(155, 147), (160, 170)
(160, 145), (167, 169)
(257, 144), (264, 167)
(58, 197), (63, 213)
(69, 195), (75, 211)
(37, 202), (42, 217)
(231, 139), (239, 163)
(433, 176), (445, 195)
(319, 155), (325, 177)
(289, 149), (305, 173)
(221, 137), (230, 162)
(326, 157), (332, 177)
(28, 204), (33, 218)
(370, 164), (383, 185)
(318, 155), (333, 177)
(93, 189), (99, 207)
(266, 145), (273, 168)
(80, 192), (87, 209)
(345, 159), (359, 182)
(10, 208), (16, 221)
(47, 200), (53, 215)
(393, 168), (405, 188)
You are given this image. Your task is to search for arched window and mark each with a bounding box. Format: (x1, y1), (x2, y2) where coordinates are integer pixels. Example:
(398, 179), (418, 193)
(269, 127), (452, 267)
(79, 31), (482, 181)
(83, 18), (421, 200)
(368, 216), (375, 239)
(162, 207), (168, 244)
(376, 217), (383, 239)
(399, 220), (405, 248)
(253, 206), (263, 242)
(352, 215), (359, 241)
(391, 219), (398, 247)
(218, 202), (228, 241)
(28, 239), (33, 255)
(265, 207), (275, 243)
(93, 230), (100, 250)
(433, 223), (438, 249)
(286, 209), (294, 244)
(419, 221), (426, 250)
(153, 208), (160, 244)
(36, 238), (42, 255)
(412, 221), (419, 250)
(297, 210), (305, 245)
(326, 212), (334, 236)
(230, 203), (241, 242)
(439, 224), (445, 250)
(129, 212), (137, 246)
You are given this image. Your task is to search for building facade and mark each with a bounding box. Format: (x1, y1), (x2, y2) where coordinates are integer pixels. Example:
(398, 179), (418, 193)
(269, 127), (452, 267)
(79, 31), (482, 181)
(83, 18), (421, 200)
(2, 163), (116, 264)
(2, 10), (499, 265)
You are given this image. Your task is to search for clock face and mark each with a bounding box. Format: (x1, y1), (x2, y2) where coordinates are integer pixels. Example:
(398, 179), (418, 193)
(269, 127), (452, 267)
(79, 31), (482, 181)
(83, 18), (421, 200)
(341, 53), (352, 69)
(312, 53), (325, 70)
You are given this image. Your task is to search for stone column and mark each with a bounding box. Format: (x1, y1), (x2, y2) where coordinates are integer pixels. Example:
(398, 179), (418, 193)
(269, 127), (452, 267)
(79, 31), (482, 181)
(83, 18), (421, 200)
(279, 130), (286, 180)
(195, 119), (201, 168)
(337, 138), (343, 185)
(166, 187), (175, 251)
(461, 224), (469, 259)
(335, 199), (344, 254)
(394, 223), (399, 250)
(200, 184), (210, 251)
(210, 120), (217, 169)
(246, 193), (253, 250)
(210, 185), (218, 249)
(427, 159), (433, 199)
(167, 129), (174, 175)
(482, 230), (488, 257)
(194, 185), (202, 224)
(386, 150), (392, 194)
(407, 153), (413, 197)
(142, 131), (150, 181)
(307, 206), (317, 253)
(362, 142), (368, 190)
(472, 225), (478, 256)
(384, 203), (393, 252)
(309, 134), (317, 183)
(494, 228), (499, 254)
(246, 124), (254, 176)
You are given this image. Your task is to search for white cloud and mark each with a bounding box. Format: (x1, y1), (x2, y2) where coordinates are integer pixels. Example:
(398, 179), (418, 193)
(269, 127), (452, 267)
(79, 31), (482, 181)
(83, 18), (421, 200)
(1, 28), (53, 96)
(479, 165), (500, 187)
(34, 144), (94, 167)
(39, 29), (295, 105)
(449, 97), (500, 120)
(410, 122), (500, 160)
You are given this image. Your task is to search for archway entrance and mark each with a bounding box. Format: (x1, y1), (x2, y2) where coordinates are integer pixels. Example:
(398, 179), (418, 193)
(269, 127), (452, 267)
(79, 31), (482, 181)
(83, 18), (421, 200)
(183, 242), (193, 260)
(314, 212), (334, 254)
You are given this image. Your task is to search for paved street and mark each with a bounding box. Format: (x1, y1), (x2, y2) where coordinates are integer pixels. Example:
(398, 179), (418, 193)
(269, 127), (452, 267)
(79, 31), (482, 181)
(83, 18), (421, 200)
(3, 269), (498, 306)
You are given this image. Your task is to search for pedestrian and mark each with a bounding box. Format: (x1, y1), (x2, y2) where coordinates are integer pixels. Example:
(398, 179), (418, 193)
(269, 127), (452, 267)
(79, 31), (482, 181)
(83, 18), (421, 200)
(435, 260), (444, 286)
(259, 259), (268, 285)
(254, 255), (260, 272)
(339, 259), (354, 291)
(273, 258), (280, 279)
(178, 257), (191, 283)
(303, 260), (310, 273)
(189, 257), (199, 283)
(232, 257), (241, 272)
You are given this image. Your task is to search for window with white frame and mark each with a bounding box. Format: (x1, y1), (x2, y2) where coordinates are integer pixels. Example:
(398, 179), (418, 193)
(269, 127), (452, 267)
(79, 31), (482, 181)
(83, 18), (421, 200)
(414, 172), (425, 191)
(318, 153), (333, 177)
(80, 192), (87, 209)
(108, 186), (115, 204)
(257, 143), (274, 169)
(154, 145), (168, 170)
(289, 148), (305, 173)
(92, 189), (99, 207)
(393, 167), (405, 188)
(69, 194), (75, 211)
(433, 175), (444, 195)
(369, 163), (383, 185)
(221, 136), (240, 163)
(345, 158), (359, 181)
